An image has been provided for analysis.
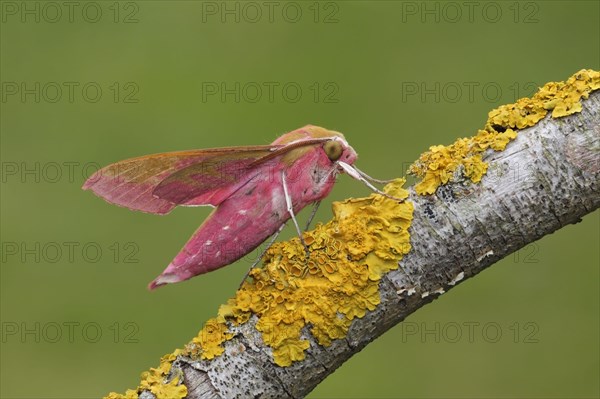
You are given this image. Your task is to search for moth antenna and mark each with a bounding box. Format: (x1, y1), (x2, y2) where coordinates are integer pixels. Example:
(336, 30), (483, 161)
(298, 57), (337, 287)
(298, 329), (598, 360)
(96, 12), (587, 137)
(353, 165), (396, 184)
(338, 162), (404, 202)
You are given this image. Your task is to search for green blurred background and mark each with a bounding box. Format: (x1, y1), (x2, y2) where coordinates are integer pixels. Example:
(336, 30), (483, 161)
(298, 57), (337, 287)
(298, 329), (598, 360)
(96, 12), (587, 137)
(1, 1), (598, 398)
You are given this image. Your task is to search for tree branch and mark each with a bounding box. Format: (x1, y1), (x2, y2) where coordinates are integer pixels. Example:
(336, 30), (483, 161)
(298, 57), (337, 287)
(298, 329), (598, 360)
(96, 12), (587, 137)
(110, 75), (599, 399)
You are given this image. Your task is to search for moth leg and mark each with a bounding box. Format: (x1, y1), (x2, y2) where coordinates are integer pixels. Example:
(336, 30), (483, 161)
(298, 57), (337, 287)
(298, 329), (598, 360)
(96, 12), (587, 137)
(352, 165), (396, 184)
(239, 223), (286, 288)
(304, 200), (321, 231)
(281, 170), (310, 257)
(338, 161), (404, 202)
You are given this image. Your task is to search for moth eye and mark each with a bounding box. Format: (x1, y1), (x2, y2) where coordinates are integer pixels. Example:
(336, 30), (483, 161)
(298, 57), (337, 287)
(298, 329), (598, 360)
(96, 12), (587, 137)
(324, 140), (343, 162)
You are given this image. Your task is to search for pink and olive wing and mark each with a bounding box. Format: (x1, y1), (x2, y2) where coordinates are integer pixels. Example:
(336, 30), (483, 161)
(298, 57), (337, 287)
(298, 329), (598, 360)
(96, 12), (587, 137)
(153, 138), (333, 205)
(153, 149), (273, 205)
(82, 146), (275, 214)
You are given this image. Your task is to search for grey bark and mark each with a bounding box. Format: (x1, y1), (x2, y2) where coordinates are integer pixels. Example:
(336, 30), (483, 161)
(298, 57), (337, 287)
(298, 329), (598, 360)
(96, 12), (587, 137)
(157, 91), (600, 398)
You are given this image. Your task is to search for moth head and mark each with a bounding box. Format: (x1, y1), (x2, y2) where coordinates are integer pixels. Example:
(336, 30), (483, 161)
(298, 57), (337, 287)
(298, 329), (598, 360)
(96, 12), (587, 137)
(324, 140), (343, 161)
(324, 136), (357, 166)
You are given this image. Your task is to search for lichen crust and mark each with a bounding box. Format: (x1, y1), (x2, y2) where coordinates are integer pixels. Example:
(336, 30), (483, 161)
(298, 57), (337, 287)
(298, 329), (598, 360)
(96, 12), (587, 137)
(409, 69), (599, 195)
(186, 179), (413, 367)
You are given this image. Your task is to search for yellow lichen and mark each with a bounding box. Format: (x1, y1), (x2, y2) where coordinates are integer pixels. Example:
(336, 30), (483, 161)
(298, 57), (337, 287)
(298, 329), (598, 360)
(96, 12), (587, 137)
(410, 68), (599, 195)
(105, 390), (138, 399)
(187, 317), (234, 359)
(104, 349), (187, 399)
(184, 179), (413, 367)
